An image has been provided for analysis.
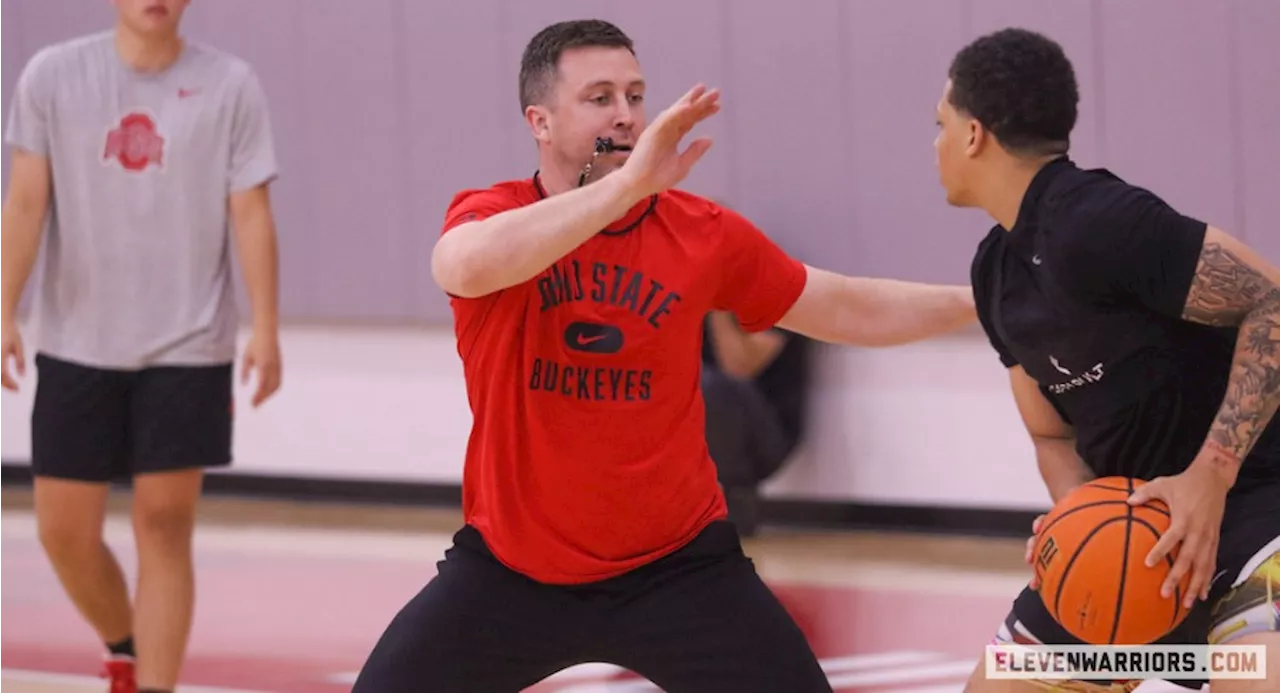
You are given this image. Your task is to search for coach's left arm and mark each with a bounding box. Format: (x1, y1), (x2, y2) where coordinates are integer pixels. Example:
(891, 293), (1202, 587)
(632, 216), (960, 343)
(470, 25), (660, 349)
(230, 183), (283, 407)
(777, 267), (977, 347)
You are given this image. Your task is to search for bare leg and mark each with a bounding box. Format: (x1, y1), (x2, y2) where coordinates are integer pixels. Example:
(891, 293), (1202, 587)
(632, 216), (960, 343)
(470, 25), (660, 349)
(34, 476), (133, 644)
(130, 468), (204, 691)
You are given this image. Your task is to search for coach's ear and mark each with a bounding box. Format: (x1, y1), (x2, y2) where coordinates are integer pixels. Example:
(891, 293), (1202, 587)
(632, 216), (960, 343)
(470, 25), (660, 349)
(524, 105), (552, 144)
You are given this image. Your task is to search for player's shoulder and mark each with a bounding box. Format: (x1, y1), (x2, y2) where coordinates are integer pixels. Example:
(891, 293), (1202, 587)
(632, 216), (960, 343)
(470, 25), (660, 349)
(970, 225), (1007, 283)
(1042, 164), (1171, 231)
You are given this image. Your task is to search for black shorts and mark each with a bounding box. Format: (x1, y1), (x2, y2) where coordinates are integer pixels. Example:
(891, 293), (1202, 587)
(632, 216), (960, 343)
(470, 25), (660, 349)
(993, 481), (1280, 689)
(31, 352), (234, 482)
(351, 521), (832, 693)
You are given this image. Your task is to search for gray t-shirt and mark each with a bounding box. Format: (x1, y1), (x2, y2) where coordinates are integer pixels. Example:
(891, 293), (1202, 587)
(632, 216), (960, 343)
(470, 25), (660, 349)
(5, 31), (278, 369)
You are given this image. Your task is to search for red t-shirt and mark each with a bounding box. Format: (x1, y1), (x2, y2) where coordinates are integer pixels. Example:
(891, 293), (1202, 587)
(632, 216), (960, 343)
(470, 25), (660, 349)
(440, 177), (808, 584)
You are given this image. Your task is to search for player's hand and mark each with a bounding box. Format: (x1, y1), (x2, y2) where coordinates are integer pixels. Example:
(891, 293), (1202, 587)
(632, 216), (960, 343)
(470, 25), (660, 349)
(240, 329), (282, 407)
(1, 320), (26, 391)
(618, 84), (721, 198)
(1126, 464), (1229, 609)
(1025, 513), (1046, 589)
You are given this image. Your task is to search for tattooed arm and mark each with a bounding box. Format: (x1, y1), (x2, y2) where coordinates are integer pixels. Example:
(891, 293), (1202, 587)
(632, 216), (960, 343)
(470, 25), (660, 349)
(1179, 227), (1280, 486)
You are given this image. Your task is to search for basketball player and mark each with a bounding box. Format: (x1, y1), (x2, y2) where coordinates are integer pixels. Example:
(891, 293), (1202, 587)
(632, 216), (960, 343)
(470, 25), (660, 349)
(0, 1), (282, 691)
(933, 28), (1280, 693)
(351, 19), (977, 692)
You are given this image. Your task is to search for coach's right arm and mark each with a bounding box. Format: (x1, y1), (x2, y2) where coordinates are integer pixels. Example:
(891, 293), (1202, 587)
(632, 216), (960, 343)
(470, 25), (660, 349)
(432, 174), (644, 299)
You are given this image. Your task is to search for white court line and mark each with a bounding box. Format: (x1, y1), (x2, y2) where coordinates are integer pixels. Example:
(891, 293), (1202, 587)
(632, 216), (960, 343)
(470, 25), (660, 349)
(865, 684), (963, 693)
(826, 660), (977, 689)
(0, 669), (271, 693)
(819, 650), (949, 672)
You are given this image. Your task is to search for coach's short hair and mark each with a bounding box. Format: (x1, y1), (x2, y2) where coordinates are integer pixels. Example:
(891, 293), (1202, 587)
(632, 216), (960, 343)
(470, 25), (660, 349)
(947, 28), (1079, 156)
(519, 19), (635, 112)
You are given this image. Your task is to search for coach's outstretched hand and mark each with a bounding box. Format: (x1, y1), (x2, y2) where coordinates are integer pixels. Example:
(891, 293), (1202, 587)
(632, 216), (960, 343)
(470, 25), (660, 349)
(619, 84), (720, 198)
(1126, 464), (1230, 609)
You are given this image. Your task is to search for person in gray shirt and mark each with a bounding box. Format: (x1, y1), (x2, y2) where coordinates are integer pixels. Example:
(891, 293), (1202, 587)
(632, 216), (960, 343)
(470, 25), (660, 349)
(0, 2), (282, 691)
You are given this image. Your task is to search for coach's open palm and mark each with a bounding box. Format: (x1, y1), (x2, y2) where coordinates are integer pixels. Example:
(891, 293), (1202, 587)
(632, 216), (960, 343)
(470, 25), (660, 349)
(1, 321), (25, 391)
(621, 84), (721, 198)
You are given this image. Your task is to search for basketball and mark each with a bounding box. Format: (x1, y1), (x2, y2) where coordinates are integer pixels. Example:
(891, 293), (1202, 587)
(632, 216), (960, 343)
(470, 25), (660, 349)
(1030, 477), (1192, 644)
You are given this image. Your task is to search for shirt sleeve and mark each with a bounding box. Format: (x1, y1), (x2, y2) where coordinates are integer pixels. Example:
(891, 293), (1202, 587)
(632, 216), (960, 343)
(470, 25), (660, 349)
(711, 206), (808, 333)
(227, 65), (280, 193)
(441, 187), (521, 235)
(1056, 183), (1207, 319)
(971, 232), (1019, 368)
(438, 187), (525, 301)
(5, 49), (56, 157)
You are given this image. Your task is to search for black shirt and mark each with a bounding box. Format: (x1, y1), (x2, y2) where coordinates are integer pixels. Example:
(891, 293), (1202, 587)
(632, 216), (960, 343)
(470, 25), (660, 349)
(972, 157), (1280, 493)
(701, 318), (810, 449)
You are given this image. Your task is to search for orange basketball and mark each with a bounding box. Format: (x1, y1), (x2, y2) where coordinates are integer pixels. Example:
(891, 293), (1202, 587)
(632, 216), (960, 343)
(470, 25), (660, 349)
(1030, 477), (1192, 644)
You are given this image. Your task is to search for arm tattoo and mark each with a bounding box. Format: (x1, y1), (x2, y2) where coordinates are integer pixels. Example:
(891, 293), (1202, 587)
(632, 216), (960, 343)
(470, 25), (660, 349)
(1183, 242), (1280, 474)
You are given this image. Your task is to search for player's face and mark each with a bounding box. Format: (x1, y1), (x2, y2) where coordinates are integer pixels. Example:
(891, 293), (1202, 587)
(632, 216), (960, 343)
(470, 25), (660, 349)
(536, 46), (647, 180)
(113, 0), (189, 38)
(934, 80), (978, 207)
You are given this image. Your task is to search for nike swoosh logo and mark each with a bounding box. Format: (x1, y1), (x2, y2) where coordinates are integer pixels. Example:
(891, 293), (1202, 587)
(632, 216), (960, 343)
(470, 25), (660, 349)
(576, 334), (607, 345)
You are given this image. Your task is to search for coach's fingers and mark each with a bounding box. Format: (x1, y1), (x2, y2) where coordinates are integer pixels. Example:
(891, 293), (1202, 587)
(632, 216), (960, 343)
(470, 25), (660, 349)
(677, 137), (714, 170)
(662, 86), (720, 134)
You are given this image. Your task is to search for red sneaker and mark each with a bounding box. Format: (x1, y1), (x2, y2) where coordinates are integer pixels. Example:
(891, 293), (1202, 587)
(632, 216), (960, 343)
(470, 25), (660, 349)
(102, 655), (137, 693)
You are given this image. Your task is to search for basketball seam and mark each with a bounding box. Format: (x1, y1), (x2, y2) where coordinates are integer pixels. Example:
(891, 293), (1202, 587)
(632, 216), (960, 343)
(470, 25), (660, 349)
(1108, 478), (1135, 644)
(1130, 516), (1187, 632)
(1053, 516), (1129, 628)
(1040, 499), (1132, 538)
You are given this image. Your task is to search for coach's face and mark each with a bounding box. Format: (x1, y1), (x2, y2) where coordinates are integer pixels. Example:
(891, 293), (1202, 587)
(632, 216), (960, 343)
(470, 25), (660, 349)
(540, 46), (647, 179)
(113, 0), (189, 37)
(934, 80), (980, 207)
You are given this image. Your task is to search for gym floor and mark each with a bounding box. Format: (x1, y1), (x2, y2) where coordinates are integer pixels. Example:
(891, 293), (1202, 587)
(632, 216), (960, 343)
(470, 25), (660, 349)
(0, 488), (1191, 692)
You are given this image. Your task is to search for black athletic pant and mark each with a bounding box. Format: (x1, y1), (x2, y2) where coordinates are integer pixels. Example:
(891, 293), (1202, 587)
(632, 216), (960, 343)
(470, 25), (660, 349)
(352, 521), (831, 693)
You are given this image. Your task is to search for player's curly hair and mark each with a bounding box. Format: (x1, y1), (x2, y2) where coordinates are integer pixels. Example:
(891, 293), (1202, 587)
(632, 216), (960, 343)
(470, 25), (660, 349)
(519, 20), (635, 112)
(947, 28), (1079, 157)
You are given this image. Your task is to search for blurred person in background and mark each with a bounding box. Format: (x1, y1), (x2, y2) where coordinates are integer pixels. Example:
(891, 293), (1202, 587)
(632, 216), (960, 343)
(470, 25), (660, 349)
(701, 308), (811, 537)
(0, 1), (283, 692)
